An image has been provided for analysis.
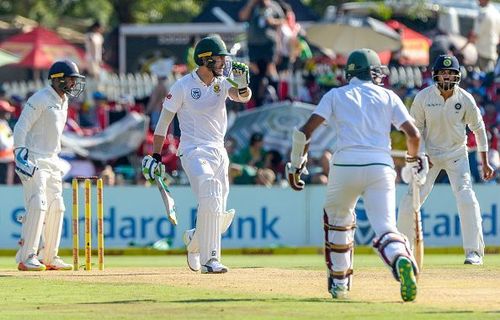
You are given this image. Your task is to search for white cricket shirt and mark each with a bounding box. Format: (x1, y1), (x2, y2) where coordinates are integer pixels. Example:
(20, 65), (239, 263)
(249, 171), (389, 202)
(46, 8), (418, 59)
(162, 70), (232, 150)
(410, 84), (488, 162)
(313, 78), (412, 166)
(13, 85), (68, 156)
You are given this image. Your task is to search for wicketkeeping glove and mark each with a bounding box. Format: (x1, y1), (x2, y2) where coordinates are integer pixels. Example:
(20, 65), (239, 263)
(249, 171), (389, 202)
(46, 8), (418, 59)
(285, 161), (309, 191)
(14, 147), (37, 181)
(227, 61), (250, 89)
(401, 153), (429, 185)
(141, 153), (166, 183)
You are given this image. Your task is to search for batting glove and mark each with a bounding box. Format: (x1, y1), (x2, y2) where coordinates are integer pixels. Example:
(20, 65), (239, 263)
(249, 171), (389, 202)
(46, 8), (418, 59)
(286, 161), (309, 191)
(227, 61), (250, 90)
(141, 153), (166, 183)
(14, 147), (37, 181)
(401, 153), (429, 185)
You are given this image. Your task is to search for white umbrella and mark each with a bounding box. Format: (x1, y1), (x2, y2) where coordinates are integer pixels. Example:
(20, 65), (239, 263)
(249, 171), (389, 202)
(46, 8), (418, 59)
(306, 16), (401, 55)
(0, 48), (20, 67)
(227, 102), (336, 159)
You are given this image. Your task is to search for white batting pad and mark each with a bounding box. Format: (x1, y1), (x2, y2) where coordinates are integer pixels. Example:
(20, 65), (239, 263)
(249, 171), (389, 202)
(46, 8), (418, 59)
(38, 195), (65, 262)
(197, 178), (222, 265)
(17, 193), (47, 262)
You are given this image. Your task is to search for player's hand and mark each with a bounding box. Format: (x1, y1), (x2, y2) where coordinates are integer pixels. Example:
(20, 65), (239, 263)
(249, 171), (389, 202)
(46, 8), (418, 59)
(227, 62), (250, 89)
(141, 153), (166, 182)
(286, 161), (308, 191)
(401, 153), (428, 185)
(14, 147), (37, 181)
(482, 163), (495, 181)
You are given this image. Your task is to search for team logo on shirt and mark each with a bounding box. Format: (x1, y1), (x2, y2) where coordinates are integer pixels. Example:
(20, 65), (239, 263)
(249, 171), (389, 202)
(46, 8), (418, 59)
(166, 93), (172, 100)
(213, 84), (220, 93)
(191, 88), (201, 99)
(454, 103), (462, 110)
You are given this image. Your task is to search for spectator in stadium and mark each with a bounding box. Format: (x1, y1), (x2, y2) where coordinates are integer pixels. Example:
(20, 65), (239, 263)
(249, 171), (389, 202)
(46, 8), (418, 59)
(287, 48), (423, 302)
(397, 55), (495, 267)
(85, 21), (105, 79)
(232, 132), (266, 168)
(464, 0), (500, 72)
(13, 60), (85, 271)
(0, 100), (15, 184)
(239, 0), (284, 107)
(147, 59), (173, 130)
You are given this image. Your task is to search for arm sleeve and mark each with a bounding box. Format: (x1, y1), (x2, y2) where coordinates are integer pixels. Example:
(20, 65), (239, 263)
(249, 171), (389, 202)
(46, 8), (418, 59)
(13, 98), (43, 148)
(465, 95), (488, 152)
(390, 91), (413, 130)
(312, 90), (334, 123)
(153, 109), (175, 137)
(162, 81), (184, 114)
(409, 93), (426, 153)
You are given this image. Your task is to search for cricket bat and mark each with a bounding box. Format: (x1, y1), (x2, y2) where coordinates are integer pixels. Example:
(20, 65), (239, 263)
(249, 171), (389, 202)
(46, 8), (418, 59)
(155, 175), (178, 225)
(412, 179), (424, 273)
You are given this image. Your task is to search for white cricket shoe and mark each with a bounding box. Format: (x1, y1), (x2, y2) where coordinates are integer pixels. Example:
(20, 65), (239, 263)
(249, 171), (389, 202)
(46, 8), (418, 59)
(183, 229), (201, 272)
(18, 253), (46, 271)
(201, 259), (228, 274)
(41, 256), (73, 271)
(464, 251), (483, 265)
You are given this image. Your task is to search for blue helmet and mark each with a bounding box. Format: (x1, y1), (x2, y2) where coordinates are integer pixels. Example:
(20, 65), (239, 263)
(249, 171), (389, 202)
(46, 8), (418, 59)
(48, 60), (86, 98)
(432, 55), (461, 91)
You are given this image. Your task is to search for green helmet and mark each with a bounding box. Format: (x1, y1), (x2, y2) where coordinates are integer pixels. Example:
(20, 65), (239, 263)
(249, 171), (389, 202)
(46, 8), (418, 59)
(345, 48), (386, 84)
(194, 36), (230, 66)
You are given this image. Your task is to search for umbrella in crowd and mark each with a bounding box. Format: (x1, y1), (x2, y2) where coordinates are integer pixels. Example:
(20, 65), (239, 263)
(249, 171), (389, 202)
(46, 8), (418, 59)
(0, 48), (20, 67)
(227, 102), (336, 159)
(306, 16), (401, 56)
(0, 26), (85, 69)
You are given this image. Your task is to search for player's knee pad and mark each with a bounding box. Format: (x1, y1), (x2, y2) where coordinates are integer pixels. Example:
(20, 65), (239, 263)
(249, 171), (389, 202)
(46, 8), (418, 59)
(373, 232), (418, 281)
(220, 209), (235, 233)
(198, 178), (223, 215)
(323, 210), (356, 290)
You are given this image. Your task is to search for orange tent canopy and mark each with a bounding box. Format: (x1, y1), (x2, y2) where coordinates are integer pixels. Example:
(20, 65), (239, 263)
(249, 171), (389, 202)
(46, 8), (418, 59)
(385, 20), (432, 66)
(0, 26), (85, 70)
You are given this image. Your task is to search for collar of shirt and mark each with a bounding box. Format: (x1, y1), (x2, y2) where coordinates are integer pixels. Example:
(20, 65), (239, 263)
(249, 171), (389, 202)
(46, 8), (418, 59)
(191, 69), (215, 87)
(349, 77), (371, 85)
(47, 85), (67, 104)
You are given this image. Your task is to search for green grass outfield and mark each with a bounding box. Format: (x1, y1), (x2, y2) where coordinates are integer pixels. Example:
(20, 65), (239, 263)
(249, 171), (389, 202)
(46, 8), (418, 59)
(1, 253), (499, 319)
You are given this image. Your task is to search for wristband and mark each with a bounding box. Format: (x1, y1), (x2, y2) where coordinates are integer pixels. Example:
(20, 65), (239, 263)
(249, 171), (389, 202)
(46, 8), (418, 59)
(152, 153), (162, 162)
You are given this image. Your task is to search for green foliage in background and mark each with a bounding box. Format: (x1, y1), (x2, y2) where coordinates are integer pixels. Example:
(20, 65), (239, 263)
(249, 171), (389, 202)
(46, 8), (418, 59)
(0, 0), (205, 29)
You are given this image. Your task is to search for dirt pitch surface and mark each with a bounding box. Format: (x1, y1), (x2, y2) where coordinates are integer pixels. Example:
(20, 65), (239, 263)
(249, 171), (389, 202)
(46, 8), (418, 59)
(2, 265), (499, 310)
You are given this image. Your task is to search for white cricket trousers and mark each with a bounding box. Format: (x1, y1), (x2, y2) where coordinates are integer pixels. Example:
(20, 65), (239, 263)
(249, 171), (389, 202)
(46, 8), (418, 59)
(16, 154), (65, 263)
(324, 165), (399, 236)
(180, 146), (229, 265)
(397, 155), (484, 256)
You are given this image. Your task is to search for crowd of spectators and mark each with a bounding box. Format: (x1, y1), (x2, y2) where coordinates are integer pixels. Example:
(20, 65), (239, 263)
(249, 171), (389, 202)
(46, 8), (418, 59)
(0, 0), (498, 187)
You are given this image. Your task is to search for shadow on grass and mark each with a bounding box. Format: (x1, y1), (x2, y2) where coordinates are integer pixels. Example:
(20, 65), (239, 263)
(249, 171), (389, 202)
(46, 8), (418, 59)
(171, 297), (365, 304)
(78, 299), (158, 305)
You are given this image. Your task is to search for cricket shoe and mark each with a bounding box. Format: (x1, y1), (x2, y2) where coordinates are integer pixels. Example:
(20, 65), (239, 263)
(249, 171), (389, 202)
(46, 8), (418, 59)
(464, 251), (483, 265)
(18, 253), (46, 271)
(396, 256), (417, 302)
(329, 284), (348, 299)
(183, 229), (201, 272)
(41, 256), (73, 271)
(201, 259), (228, 274)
